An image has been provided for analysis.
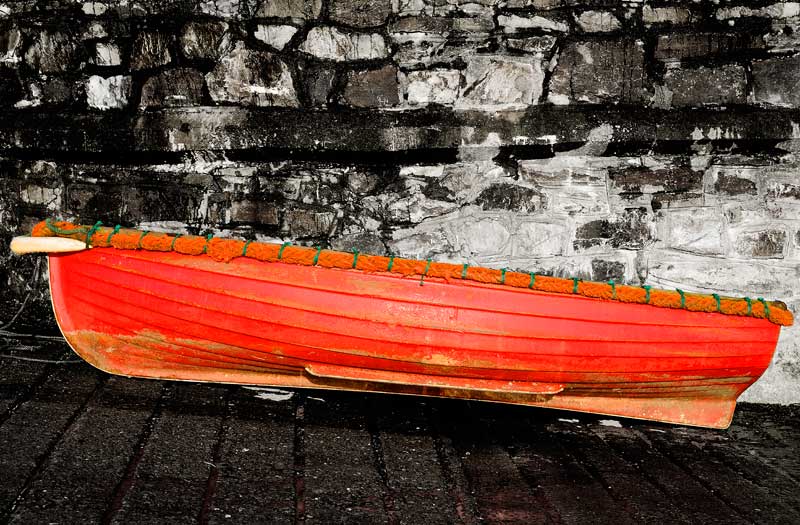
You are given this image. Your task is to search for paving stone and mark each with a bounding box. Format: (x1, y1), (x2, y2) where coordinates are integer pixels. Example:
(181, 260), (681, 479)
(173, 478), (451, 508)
(206, 41), (299, 107)
(752, 55), (800, 107)
(330, 0), (392, 28)
(140, 68), (205, 109)
(299, 26), (387, 61)
(548, 40), (647, 105)
(341, 65), (400, 108)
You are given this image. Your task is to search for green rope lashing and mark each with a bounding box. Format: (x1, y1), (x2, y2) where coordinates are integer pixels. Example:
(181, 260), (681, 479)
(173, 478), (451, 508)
(642, 285), (651, 304)
(170, 234), (182, 251)
(677, 288), (686, 308)
(758, 297), (770, 319)
(86, 221), (103, 248)
(313, 246), (323, 266)
(278, 242), (291, 260)
(387, 254), (395, 272)
(461, 264), (469, 279)
(352, 250), (359, 269)
(573, 278), (579, 294)
(420, 258), (432, 286)
(202, 233), (213, 254)
(46, 218), (89, 236)
(608, 280), (616, 299)
(529, 273), (536, 289)
(242, 240), (252, 257)
(106, 224), (121, 244)
(712, 293), (721, 312)
(137, 230), (150, 249)
(745, 297), (752, 315)
(500, 268), (507, 285)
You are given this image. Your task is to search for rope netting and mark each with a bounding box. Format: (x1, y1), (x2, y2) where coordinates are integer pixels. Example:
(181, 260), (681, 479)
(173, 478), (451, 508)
(32, 220), (794, 326)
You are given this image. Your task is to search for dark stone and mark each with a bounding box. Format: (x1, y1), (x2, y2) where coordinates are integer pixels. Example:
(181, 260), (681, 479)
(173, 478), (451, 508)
(24, 31), (79, 73)
(766, 182), (800, 200)
(651, 192), (703, 211)
(330, 0), (392, 28)
(548, 40), (647, 104)
(301, 64), (336, 107)
(735, 230), (787, 258)
(574, 210), (653, 250)
(179, 20), (232, 62)
(140, 69), (205, 109)
(664, 64), (747, 107)
(341, 66), (399, 108)
(131, 31), (172, 70)
(714, 174), (757, 195)
(0, 68), (22, 108)
(475, 184), (543, 213)
(257, 0), (322, 18)
(609, 167), (702, 194)
(752, 55), (800, 108)
(38, 77), (83, 107)
(285, 208), (336, 238)
(591, 259), (626, 282)
(654, 33), (765, 60)
(331, 232), (386, 254)
(231, 198), (279, 225)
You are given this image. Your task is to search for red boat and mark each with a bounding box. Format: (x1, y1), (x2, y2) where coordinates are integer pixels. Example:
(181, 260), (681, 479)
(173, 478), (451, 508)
(11, 221), (793, 428)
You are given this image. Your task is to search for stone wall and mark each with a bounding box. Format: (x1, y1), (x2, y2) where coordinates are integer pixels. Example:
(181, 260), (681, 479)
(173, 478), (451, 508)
(1, 0), (799, 402)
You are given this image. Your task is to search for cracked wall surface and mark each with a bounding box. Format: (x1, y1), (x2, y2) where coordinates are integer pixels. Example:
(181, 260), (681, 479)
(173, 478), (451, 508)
(1, 0), (799, 402)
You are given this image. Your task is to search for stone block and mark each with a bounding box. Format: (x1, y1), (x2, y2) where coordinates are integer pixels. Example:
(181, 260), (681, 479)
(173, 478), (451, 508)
(548, 40), (647, 105)
(662, 64), (747, 107)
(254, 25), (298, 51)
(0, 68), (21, 108)
(498, 13), (568, 33)
(180, 21), (232, 61)
(24, 31), (79, 73)
(654, 33), (764, 61)
(455, 55), (545, 110)
(85, 75), (132, 110)
(752, 55), (800, 107)
(665, 208), (725, 255)
(257, 0), (322, 18)
(231, 199), (279, 225)
(388, 17), (491, 68)
(131, 31), (171, 70)
(574, 10), (621, 32)
(405, 69), (460, 106)
(764, 17), (800, 52)
(300, 64), (336, 107)
(330, 0), (392, 27)
(140, 69), (204, 109)
(642, 6), (694, 26)
(512, 221), (565, 257)
(285, 209), (336, 238)
(518, 157), (611, 215)
(716, 3), (800, 20)
(206, 42), (298, 107)
(1, 26), (21, 65)
(574, 210), (654, 251)
(475, 183), (544, 213)
(341, 65), (399, 108)
(704, 166), (759, 198)
(733, 229), (787, 259)
(299, 27), (387, 61)
(505, 35), (557, 55)
(94, 42), (121, 66)
(608, 164), (703, 211)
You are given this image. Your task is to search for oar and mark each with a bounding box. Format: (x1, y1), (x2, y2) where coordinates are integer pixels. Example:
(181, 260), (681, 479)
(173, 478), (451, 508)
(10, 236), (87, 255)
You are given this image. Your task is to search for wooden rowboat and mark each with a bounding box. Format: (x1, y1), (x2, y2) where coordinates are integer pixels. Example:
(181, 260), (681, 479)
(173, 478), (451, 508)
(11, 220), (794, 428)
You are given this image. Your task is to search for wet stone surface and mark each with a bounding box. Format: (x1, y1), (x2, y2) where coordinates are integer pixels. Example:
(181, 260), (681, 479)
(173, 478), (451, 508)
(0, 340), (799, 523)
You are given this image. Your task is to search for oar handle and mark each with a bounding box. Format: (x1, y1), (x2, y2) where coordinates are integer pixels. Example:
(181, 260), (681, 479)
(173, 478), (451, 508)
(10, 236), (87, 255)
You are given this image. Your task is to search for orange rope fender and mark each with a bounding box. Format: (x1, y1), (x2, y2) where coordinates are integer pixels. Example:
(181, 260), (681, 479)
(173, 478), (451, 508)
(31, 220), (794, 326)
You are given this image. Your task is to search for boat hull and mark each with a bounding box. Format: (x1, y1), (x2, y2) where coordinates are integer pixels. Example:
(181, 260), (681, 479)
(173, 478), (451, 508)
(49, 248), (782, 428)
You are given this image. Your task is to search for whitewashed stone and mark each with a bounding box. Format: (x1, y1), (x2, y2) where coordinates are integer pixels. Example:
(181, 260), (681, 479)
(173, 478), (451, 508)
(82, 2), (108, 15)
(299, 27), (387, 61)
(1, 26), (20, 64)
(642, 6), (693, 26)
(498, 14), (568, 33)
(181, 21), (232, 61)
(512, 221), (566, 257)
(206, 41), (298, 107)
(254, 25), (298, 50)
(94, 42), (121, 66)
(575, 10), (621, 32)
(665, 208), (726, 255)
(257, 0), (322, 18)
(506, 35), (557, 55)
(717, 2), (800, 20)
(85, 75), (132, 110)
(406, 70), (461, 106)
(518, 157), (612, 215)
(455, 56), (545, 110)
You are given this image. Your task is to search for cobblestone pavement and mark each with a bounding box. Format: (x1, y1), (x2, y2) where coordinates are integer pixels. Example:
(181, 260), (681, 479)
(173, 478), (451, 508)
(1, 339), (799, 524)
